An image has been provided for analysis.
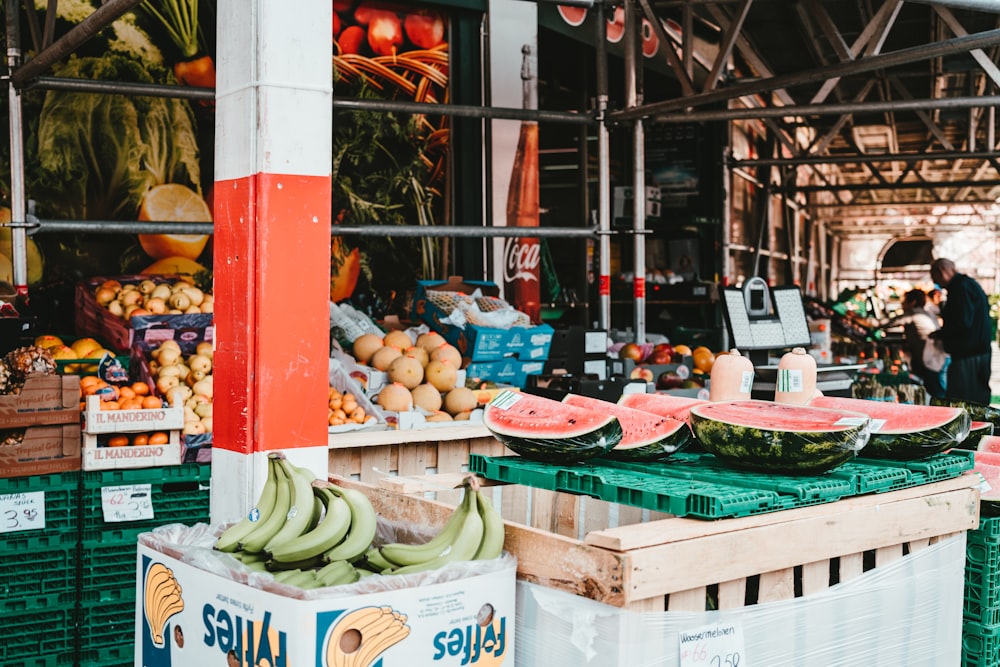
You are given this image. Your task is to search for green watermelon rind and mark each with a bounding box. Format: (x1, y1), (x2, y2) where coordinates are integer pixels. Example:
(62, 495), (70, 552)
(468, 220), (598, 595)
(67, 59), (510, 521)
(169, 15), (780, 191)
(860, 409), (971, 460)
(562, 394), (692, 462)
(483, 392), (624, 464)
(689, 402), (871, 475)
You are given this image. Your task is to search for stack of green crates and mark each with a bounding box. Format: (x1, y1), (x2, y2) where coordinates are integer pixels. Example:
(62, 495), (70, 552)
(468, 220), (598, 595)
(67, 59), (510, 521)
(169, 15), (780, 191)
(77, 464), (211, 667)
(0, 472), (81, 667)
(964, 516), (1000, 667)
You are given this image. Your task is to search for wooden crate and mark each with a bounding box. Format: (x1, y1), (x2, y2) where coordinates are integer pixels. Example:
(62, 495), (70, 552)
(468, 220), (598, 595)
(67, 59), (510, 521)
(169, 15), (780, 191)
(334, 453), (979, 612)
(0, 423), (81, 478)
(0, 373), (80, 429)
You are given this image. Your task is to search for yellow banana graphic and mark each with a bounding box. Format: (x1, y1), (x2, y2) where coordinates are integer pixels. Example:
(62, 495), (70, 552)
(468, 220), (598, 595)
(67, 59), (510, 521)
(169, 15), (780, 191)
(144, 562), (184, 647)
(325, 606), (410, 667)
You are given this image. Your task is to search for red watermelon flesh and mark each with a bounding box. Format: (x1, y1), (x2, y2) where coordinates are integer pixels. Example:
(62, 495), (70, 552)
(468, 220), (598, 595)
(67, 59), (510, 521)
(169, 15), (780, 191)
(483, 390), (623, 463)
(809, 395), (970, 460)
(980, 436), (1000, 453)
(562, 393), (691, 461)
(693, 400), (871, 433)
(973, 451), (1000, 514)
(809, 396), (964, 434)
(618, 392), (706, 424)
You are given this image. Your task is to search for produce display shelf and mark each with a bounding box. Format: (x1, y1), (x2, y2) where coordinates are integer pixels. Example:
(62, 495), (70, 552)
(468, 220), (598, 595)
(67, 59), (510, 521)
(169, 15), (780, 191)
(467, 450), (974, 520)
(79, 464), (211, 543)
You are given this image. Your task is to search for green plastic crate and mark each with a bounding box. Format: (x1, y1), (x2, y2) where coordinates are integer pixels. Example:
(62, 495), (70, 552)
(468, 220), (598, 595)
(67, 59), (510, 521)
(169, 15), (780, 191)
(468, 450), (974, 520)
(967, 560), (1000, 613)
(978, 516), (1000, 541)
(0, 604), (76, 665)
(79, 541), (140, 605)
(80, 464), (211, 543)
(78, 600), (136, 661)
(0, 546), (77, 610)
(0, 471), (79, 553)
(964, 620), (1000, 667)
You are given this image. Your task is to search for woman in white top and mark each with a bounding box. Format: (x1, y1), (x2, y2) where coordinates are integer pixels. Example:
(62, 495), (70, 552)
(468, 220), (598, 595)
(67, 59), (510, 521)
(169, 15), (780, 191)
(883, 289), (945, 398)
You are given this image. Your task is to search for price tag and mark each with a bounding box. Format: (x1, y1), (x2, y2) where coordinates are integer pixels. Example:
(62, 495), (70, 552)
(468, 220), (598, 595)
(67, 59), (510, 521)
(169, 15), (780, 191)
(101, 484), (154, 523)
(679, 620), (748, 667)
(0, 491), (45, 534)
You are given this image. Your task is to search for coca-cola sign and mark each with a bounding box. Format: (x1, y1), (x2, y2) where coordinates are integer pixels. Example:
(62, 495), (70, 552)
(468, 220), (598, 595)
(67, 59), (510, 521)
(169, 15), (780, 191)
(502, 238), (540, 284)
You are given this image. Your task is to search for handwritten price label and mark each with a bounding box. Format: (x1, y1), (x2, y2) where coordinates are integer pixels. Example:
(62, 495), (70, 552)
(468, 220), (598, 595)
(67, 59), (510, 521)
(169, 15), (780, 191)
(0, 491), (46, 534)
(101, 484), (154, 523)
(679, 620), (747, 667)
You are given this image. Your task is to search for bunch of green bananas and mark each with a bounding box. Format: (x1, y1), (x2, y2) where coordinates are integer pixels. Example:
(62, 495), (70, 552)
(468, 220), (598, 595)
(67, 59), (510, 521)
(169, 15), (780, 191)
(214, 454), (378, 588)
(363, 480), (505, 575)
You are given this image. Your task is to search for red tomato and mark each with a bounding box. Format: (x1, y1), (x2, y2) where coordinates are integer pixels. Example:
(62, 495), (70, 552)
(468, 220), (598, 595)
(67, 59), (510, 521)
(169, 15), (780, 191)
(353, 2), (374, 25)
(606, 5), (624, 43)
(368, 11), (403, 57)
(333, 11), (341, 40)
(337, 25), (365, 55)
(642, 18), (659, 57)
(404, 10), (445, 49)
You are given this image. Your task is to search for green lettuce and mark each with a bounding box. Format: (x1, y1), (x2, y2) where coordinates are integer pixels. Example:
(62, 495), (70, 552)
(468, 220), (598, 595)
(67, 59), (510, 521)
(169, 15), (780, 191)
(27, 53), (201, 221)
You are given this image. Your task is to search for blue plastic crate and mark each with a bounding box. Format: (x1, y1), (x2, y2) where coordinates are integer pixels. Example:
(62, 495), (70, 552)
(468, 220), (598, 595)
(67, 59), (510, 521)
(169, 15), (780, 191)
(80, 464), (210, 543)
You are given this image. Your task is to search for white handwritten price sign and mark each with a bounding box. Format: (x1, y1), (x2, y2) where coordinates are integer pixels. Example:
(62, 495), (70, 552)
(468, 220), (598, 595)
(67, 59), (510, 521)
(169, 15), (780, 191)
(101, 484), (154, 523)
(679, 620), (748, 667)
(0, 491), (46, 534)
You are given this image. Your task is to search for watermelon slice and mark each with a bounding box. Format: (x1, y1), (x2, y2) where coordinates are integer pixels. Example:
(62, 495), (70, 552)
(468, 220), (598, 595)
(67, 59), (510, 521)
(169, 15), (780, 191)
(809, 396), (970, 460)
(562, 393), (691, 461)
(979, 436), (1000, 453)
(483, 391), (623, 463)
(688, 400), (872, 474)
(617, 392), (706, 425)
(961, 421), (996, 450)
(973, 451), (1000, 516)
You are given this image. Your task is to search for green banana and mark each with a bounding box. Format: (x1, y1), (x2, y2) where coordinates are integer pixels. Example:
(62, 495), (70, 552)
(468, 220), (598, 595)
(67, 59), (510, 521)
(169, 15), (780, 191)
(379, 490), (471, 566)
(240, 461), (291, 553)
(214, 457), (279, 552)
(263, 458), (316, 554)
(473, 490), (505, 560)
(316, 559), (359, 587)
(243, 560), (269, 572)
(277, 569), (319, 588)
(272, 568), (302, 583)
(361, 547), (396, 572)
(387, 489), (484, 575)
(265, 555), (324, 571)
(269, 487), (352, 563)
(322, 484), (378, 563)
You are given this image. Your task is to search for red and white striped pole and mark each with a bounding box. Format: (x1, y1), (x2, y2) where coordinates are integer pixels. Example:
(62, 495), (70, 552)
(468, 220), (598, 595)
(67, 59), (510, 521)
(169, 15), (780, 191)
(210, 0), (332, 524)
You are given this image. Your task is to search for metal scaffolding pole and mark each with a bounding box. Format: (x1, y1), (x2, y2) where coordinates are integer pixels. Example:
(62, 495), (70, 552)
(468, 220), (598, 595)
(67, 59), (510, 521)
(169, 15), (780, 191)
(5, 0), (26, 295)
(334, 97), (596, 125)
(595, 1), (612, 330)
(29, 75), (215, 102)
(625, 0), (647, 341)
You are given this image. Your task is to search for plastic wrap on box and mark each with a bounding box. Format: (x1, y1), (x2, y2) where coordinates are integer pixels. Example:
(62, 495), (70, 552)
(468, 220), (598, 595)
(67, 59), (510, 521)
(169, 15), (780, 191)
(328, 355), (387, 431)
(515, 535), (965, 666)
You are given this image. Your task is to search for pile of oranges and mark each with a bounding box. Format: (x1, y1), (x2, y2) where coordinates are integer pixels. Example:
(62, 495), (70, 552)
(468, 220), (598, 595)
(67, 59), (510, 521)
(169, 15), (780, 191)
(79, 376), (164, 411)
(328, 387), (375, 427)
(105, 432), (171, 448)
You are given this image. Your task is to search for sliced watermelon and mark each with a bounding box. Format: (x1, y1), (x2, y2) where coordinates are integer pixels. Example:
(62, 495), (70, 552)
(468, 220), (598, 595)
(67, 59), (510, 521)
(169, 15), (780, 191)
(688, 400), (872, 474)
(979, 435), (1000, 453)
(973, 451), (1000, 516)
(562, 393), (691, 461)
(483, 390), (623, 463)
(960, 421), (996, 450)
(617, 392), (707, 424)
(809, 395), (970, 460)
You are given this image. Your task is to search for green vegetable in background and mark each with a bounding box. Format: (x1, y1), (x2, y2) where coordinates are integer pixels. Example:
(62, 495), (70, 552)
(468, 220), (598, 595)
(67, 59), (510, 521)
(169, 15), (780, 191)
(27, 53), (202, 221)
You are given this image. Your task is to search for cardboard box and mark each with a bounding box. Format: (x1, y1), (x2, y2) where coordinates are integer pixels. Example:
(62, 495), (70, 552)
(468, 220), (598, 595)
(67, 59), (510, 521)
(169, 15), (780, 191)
(82, 395), (183, 434)
(83, 430), (181, 470)
(0, 423), (81, 478)
(465, 359), (544, 389)
(75, 277), (213, 352)
(136, 533), (516, 666)
(412, 277), (553, 361)
(0, 372), (81, 429)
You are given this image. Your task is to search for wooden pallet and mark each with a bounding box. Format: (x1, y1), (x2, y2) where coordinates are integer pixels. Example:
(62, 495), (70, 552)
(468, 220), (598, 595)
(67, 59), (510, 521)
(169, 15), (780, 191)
(335, 461), (979, 612)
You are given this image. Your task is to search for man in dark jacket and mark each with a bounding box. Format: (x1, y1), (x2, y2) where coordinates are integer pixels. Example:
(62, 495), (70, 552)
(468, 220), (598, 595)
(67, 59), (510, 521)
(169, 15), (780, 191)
(929, 258), (993, 404)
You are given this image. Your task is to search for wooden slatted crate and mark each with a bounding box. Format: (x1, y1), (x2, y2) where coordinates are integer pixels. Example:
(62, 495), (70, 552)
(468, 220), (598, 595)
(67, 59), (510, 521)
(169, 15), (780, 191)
(332, 435), (979, 612)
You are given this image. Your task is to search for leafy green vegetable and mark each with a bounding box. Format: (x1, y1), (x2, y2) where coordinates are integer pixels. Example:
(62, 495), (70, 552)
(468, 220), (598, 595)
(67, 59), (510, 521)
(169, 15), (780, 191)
(26, 53), (201, 221)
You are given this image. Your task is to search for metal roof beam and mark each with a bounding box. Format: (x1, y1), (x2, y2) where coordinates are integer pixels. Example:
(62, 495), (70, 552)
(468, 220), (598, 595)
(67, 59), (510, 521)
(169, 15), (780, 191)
(789, 179), (1000, 193)
(731, 149), (1000, 167)
(611, 27), (1000, 121)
